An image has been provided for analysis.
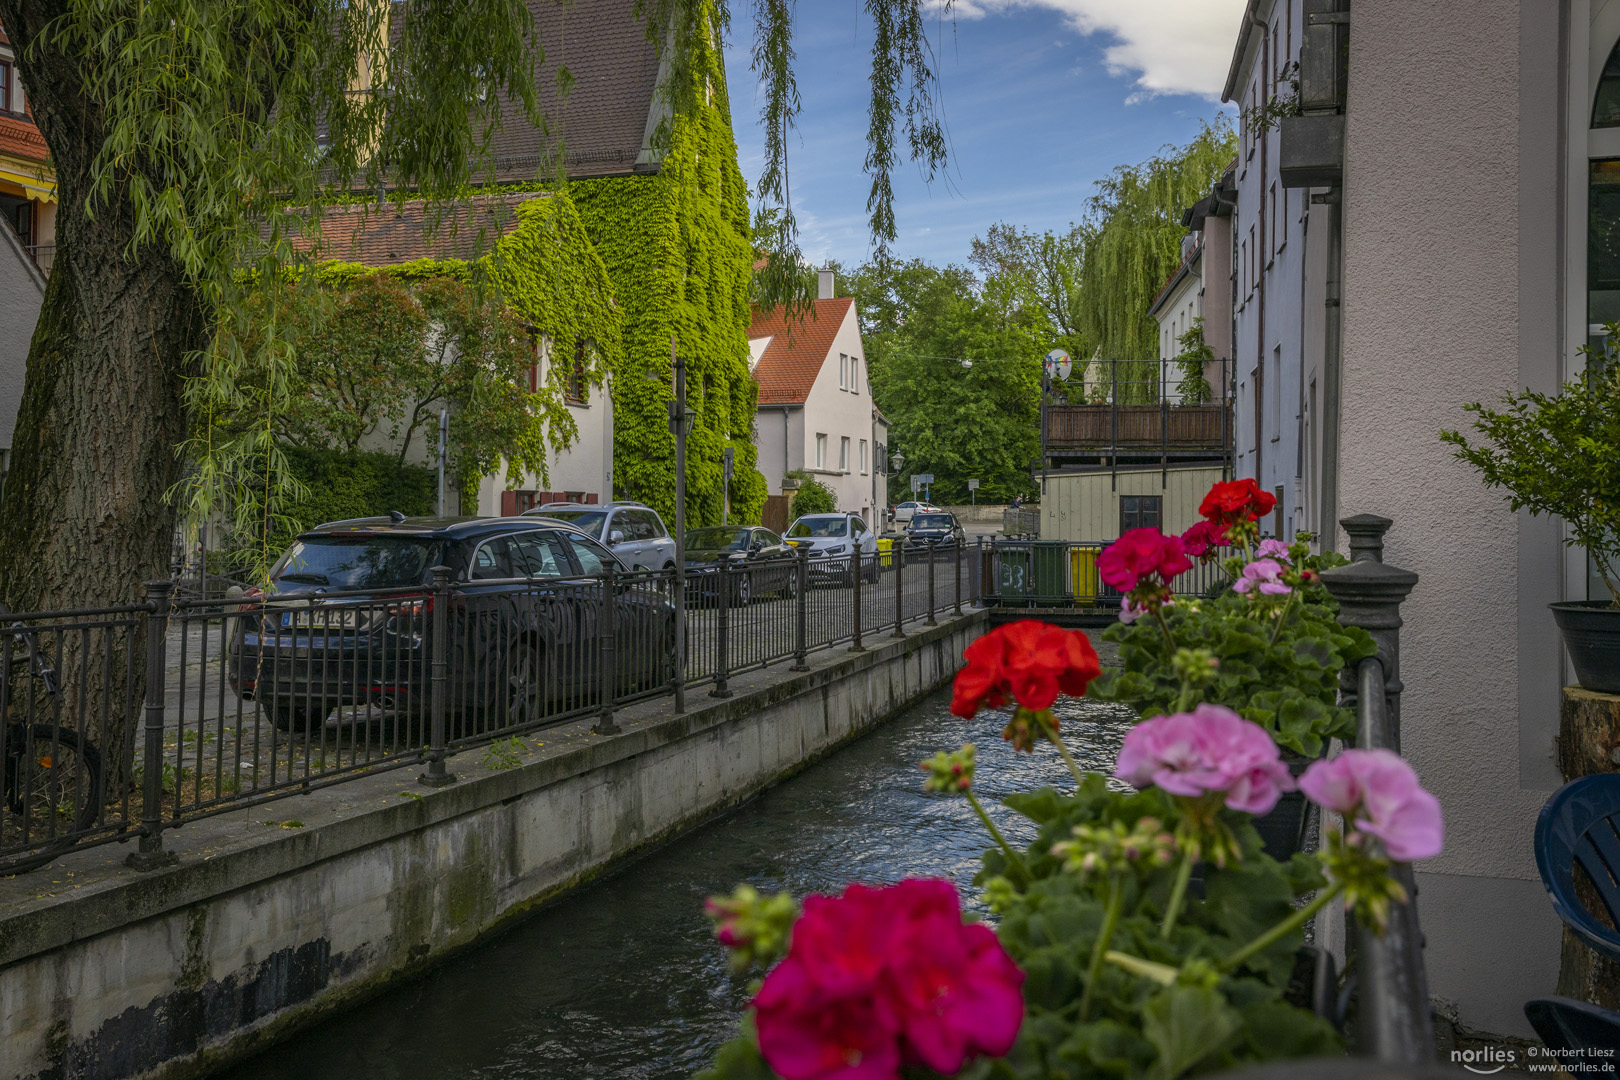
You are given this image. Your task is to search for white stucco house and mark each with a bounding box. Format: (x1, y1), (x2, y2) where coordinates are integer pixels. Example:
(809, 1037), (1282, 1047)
(1147, 235), (1206, 405)
(748, 270), (887, 527)
(1195, 0), (1620, 1040)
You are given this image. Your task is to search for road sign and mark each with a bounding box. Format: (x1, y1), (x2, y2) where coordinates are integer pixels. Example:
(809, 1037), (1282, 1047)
(722, 446), (734, 483)
(966, 479), (979, 490)
(1044, 348), (1072, 382)
(914, 473), (934, 485)
(910, 476), (922, 493)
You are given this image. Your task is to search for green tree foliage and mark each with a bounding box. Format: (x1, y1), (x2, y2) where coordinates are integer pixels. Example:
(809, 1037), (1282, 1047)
(788, 478), (835, 519)
(1173, 317), (1217, 404)
(271, 448), (437, 552)
(1075, 117), (1236, 401)
(845, 258), (1042, 505)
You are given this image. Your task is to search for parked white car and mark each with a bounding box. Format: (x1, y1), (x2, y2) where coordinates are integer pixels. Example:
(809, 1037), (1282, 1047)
(890, 500), (941, 527)
(523, 501), (677, 570)
(784, 513), (880, 583)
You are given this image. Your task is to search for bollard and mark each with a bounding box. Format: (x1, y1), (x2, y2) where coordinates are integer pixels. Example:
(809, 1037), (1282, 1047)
(850, 544), (865, 652)
(594, 561), (622, 734)
(127, 580), (179, 870)
(419, 565), (457, 787)
(791, 545), (810, 671)
(711, 555), (733, 698)
(1319, 514), (1417, 746)
(892, 543), (906, 638)
(925, 540), (938, 626)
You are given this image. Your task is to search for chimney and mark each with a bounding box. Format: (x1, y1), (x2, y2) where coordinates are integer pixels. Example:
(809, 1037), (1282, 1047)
(817, 266), (835, 301)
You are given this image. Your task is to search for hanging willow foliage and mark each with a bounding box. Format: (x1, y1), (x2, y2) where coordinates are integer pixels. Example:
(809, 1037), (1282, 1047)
(636, 0), (954, 317)
(1075, 116), (1236, 402)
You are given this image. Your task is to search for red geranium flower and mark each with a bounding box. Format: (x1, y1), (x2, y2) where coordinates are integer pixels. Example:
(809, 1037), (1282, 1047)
(752, 880), (1025, 1080)
(1198, 478), (1277, 525)
(1179, 520), (1229, 558)
(1096, 528), (1192, 592)
(949, 620), (1100, 717)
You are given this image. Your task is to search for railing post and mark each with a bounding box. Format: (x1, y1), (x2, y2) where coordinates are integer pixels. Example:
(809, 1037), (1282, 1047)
(791, 545), (810, 671)
(925, 540), (938, 626)
(953, 539), (962, 616)
(418, 565), (456, 787)
(594, 561), (621, 734)
(892, 543), (906, 638)
(850, 544), (865, 652)
(711, 555), (733, 698)
(1319, 514), (1417, 746)
(1319, 515), (1431, 1063)
(127, 579), (179, 871)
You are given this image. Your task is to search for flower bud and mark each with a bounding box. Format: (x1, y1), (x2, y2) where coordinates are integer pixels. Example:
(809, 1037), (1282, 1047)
(921, 744), (977, 794)
(704, 884), (800, 971)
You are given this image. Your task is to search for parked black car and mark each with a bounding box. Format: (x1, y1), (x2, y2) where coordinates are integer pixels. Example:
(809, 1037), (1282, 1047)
(904, 511), (966, 548)
(683, 526), (799, 604)
(228, 517), (676, 733)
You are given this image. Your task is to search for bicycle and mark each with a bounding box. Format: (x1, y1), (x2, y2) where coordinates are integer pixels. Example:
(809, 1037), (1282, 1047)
(0, 602), (104, 868)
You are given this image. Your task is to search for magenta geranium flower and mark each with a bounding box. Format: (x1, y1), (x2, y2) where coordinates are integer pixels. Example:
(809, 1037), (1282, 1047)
(1233, 557), (1291, 596)
(752, 879), (1024, 1080)
(1299, 749), (1444, 861)
(1113, 704), (1295, 815)
(1098, 528), (1191, 592)
(1179, 520), (1228, 558)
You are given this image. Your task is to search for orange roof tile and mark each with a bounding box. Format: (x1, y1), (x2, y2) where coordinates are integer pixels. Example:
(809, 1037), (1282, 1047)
(748, 298), (853, 406)
(292, 193), (541, 266)
(0, 114), (48, 164)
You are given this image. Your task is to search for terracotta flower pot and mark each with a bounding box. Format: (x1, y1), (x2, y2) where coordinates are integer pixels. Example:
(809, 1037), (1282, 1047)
(1551, 600), (1620, 695)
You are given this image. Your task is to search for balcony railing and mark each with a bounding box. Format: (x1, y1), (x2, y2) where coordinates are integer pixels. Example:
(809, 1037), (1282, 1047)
(1043, 402), (1230, 451)
(25, 244), (54, 277)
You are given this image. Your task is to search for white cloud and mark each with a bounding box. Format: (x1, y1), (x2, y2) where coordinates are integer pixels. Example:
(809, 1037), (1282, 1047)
(934, 0), (1248, 100)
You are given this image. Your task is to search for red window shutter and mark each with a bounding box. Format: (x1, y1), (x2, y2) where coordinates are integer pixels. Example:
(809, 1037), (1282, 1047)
(585, 492), (599, 505)
(501, 491), (517, 517)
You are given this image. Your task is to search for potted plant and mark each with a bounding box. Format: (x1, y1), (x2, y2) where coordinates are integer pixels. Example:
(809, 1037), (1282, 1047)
(1442, 331), (1620, 693)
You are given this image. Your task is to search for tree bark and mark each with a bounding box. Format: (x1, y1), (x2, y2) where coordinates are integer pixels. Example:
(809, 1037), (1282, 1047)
(0, 0), (208, 774)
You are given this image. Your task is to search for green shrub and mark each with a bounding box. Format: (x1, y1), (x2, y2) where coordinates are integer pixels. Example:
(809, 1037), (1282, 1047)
(788, 479), (835, 519)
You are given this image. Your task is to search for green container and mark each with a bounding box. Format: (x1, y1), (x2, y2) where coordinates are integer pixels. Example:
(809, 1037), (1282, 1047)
(1030, 542), (1071, 606)
(997, 546), (1032, 603)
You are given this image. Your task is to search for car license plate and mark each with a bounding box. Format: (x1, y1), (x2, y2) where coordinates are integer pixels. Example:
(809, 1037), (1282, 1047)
(280, 609), (360, 628)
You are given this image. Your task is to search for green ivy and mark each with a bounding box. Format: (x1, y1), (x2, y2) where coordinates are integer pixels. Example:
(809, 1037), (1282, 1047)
(572, 2), (765, 529)
(264, 446), (437, 554)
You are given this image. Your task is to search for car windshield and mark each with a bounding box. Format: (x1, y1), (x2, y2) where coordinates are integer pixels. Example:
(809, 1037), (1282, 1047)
(273, 537), (435, 589)
(535, 510), (607, 537)
(686, 527), (750, 551)
(912, 514), (952, 528)
(788, 518), (847, 538)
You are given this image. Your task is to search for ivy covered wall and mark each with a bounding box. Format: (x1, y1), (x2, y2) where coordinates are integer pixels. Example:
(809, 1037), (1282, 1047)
(572, 10), (765, 528)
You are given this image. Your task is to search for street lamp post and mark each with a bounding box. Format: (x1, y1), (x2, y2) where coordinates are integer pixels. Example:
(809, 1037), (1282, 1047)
(654, 338), (696, 714)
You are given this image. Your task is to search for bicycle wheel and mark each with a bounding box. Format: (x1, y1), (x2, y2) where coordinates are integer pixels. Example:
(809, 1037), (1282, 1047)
(11, 725), (103, 839)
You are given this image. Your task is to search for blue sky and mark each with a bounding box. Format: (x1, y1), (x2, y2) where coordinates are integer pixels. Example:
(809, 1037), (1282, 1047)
(720, 0), (1243, 268)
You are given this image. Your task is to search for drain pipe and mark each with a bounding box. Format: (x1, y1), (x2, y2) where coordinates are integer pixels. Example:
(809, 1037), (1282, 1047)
(1319, 189), (1344, 553)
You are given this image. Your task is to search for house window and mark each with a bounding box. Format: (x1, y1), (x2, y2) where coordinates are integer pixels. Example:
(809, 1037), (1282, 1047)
(1120, 495), (1162, 533)
(839, 353), (848, 390)
(1269, 184), (1277, 260)
(1269, 345), (1282, 440)
(0, 60), (10, 114)
(850, 356), (860, 393)
(565, 340), (588, 405)
(839, 436), (850, 472)
(525, 331), (541, 393)
(1278, 187), (1287, 250)
(859, 439), (868, 474)
(815, 433), (827, 469)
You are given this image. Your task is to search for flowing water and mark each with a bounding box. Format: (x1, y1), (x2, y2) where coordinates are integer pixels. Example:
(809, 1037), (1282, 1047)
(216, 689), (1135, 1080)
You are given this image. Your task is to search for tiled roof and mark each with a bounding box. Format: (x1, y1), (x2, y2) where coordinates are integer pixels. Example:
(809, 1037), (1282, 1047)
(297, 193), (544, 266)
(748, 298), (854, 406)
(0, 114), (47, 164)
(485, 0), (661, 181)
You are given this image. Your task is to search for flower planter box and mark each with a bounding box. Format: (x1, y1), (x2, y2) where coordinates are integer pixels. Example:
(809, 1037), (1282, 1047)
(1552, 601), (1620, 695)
(1253, 756), (1316, 860)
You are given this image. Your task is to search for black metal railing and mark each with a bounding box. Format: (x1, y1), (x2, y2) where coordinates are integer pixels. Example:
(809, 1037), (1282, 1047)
(975, 537), (1232, 609)
(0, 542), (976, 874)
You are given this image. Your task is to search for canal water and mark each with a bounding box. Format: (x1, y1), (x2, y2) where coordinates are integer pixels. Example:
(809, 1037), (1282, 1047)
(216, 688), (1135, 1080)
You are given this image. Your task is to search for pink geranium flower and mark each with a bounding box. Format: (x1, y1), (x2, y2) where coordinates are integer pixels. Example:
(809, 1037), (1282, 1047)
(1255, 538), (1292, 561)
(1113, 704), (1295, 815)
(1233, 557), (1291, 596)
(1180, 520), (1229, 558)
(1298, 749), (1445, 861)
(753, 880), (1024, 1080)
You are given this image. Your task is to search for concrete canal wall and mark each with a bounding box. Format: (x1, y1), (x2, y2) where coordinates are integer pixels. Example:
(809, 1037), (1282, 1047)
(0, 613), (985, 1080)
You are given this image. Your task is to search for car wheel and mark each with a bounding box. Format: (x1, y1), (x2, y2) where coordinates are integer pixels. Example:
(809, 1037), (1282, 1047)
(269, 703), (319, 734)
(504, 642), (541, 726)
(782, 568), (800, 599)
(734, 571), (753, 607)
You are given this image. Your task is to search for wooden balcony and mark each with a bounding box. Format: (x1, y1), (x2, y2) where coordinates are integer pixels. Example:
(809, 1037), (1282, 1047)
(1043, 403), (1230, 452)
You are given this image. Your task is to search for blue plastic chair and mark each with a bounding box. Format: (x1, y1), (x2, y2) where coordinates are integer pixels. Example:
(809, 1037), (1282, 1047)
(1534, 774), (1620, 965)
(1529, 775), (1620, 1061)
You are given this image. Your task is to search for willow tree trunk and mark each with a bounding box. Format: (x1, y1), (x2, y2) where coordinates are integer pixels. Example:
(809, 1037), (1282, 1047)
(0, 0), (207, 773)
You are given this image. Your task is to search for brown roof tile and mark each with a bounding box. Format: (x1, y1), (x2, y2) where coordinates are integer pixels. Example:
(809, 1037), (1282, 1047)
(486, 0), (661, 182)
(748, 298), (854, 406)
(298, 192), (543, 266)
(0, 113), (47, 164)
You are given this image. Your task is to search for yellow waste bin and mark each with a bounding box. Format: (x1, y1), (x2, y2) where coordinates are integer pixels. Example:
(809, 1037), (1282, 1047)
(1070, 547), (1099, 604)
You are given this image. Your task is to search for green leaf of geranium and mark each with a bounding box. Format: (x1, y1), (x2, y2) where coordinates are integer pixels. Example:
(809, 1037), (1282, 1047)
(1142, 985), (1243, 1080)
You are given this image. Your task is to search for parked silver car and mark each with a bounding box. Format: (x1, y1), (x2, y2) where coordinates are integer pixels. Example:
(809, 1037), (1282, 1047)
(523, 501), (677, 570)
(784, 513), (880, 583)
